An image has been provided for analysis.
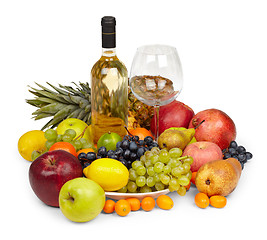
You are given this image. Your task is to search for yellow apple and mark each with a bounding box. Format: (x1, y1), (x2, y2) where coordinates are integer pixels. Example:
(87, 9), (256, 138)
(56, 118), (93, 142)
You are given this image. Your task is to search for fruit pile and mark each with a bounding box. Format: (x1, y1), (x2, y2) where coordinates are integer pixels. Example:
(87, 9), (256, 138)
(18, 82), (254, 223)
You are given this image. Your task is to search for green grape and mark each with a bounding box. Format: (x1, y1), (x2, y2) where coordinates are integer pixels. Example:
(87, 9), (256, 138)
(147, 166), (155, 176)
(168, 185), (177, 192)
(183, 163), (191, 174)
(171, 166), (183, 177)
(44, 129), (58, 141)
(154, 162), (164, 173)
(160, 174), (170, 185)
(177, 175), (190, 186)
(153, 173), (161, 183)
(151, 154), (160, 164)
(62, 134), (72, 142)
(45, 140), (56, 150)
(144, 151), (153, 160)
(169, 148), (183, 158)
(79, 138), (87, 146)
(127, 181), (137, 193)
(56, 134), (62, 142)
(117, 186), (127, 193)
(82, 140), (94, 149)
(73, 139), (82, 150)
(150, 147), (160, 155)
(159, 150), (170, 164)
(136, 165), (146, 176)
(64, 129), (76, 139)
(140, 185), (152, 193)
(136, 176), (146, 187)
(140, 155), (146, 163)
(168, 158), (179, 168)
(177, 186), (186, 196)
(146, 176), (155, 187)
(163, 165), (171, 174)
(31, 150), (41, 161)
(159, 149), (168, 154)
(183, 156), (194, 165)
(169, 178), (180, 190)
(144, 159), (152, 168)
(185, 171), (192, 180)
(155, 182), (165, 191)
(132, 160), (143, 170)
(129, 169), (138, 181)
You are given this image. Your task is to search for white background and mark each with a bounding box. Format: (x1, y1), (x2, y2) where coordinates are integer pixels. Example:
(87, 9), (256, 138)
(1, 0), (266, 239)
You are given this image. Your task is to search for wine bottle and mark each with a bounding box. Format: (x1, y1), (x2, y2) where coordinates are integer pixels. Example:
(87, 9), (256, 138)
(90, 16), (128, 143)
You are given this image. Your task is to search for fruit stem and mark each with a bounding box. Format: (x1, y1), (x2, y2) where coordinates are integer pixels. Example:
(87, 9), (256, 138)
(194, 120), (205, 129)
(177, 156), (189, 161)
(74, 126), (88, 140)
(124, 126), (133, 137)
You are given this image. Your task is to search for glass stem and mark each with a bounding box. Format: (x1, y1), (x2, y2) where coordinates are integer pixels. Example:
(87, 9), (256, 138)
(154, 104), (160, 142)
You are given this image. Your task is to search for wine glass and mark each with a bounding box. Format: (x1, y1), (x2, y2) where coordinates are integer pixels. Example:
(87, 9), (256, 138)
(129, 44), (183, 141)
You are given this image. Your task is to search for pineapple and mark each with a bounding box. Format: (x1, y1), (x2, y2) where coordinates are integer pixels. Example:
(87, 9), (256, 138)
(26, 82), (153, 130)
(128, 86), (154, 130)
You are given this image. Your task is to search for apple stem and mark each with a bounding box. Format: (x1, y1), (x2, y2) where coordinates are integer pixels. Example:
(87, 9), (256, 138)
(205, 179), (211, 185)
(194, 120), (205, 129)
(74, 126), (88, 140)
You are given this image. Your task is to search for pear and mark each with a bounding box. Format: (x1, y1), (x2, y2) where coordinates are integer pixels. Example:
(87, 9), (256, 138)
(166, 127), (197, 145)
(195, 158), (242, 197)
(158, 128), (195, 150)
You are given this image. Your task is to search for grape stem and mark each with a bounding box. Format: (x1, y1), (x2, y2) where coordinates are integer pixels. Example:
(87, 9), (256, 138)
(74, 126), (88, 140)
(124, 126), (133, 137)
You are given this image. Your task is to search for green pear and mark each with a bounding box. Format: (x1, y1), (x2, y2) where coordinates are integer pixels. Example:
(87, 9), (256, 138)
(158, 128), (195, 150)
(166, 127), (197, 145)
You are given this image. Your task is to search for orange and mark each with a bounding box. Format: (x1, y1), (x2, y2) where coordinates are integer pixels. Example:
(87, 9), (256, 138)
(210, 195), (227, 208)
(129, 128), (154, 140)
(49, 142), (77, 157)
(103, 199), (116, 213)
(141, 197), (155, 211)
(126, 198), (141, 211)
(115, 199), (131, 216)
(185, 181), (191, 191)
(195, 192), (209, 209)
(191, 172), (197, 185)
(156, 195), (174, 210)
(77, 148), (95, 156)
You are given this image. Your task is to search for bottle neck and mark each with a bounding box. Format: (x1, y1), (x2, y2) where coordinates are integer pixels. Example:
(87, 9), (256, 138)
(102, 48), (116, 57)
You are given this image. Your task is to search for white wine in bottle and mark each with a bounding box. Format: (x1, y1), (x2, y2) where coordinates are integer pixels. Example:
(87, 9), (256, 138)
(91, 16), (128, 143)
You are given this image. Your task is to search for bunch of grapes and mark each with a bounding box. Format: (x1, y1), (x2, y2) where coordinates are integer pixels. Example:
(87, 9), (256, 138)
(44, 129), (94, 151)
(95, 135), (158, 169)
(117, 147), (193, 196)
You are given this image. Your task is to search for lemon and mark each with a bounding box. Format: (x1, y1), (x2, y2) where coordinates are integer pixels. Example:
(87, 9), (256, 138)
(18, 130), (46, 161)
(83, 158), (129, 191)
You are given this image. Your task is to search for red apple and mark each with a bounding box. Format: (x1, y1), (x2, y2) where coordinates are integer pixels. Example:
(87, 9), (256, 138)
(189, 109), (236, 150)
(150, 100), (194, 136)
(29, 150), (83, 207)
(182, 141), (223, 172)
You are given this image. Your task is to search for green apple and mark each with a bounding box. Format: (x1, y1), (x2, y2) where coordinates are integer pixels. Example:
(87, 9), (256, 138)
(59, 177), (105, 222)
(56, 118), (93, 142)
(167, 127), (197, 145)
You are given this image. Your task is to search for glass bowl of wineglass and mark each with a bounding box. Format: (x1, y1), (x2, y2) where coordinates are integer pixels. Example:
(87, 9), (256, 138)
(129, 44), (183, 140)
